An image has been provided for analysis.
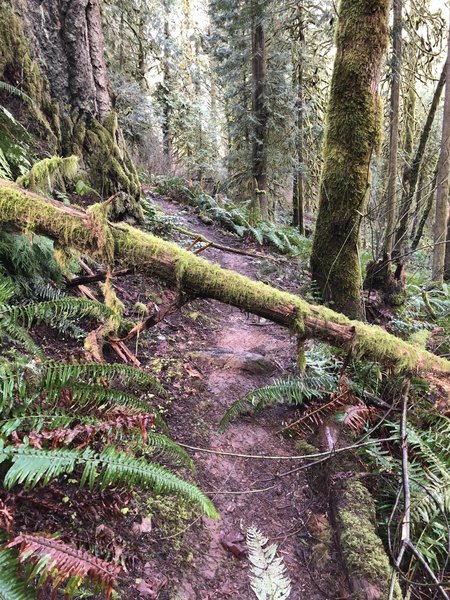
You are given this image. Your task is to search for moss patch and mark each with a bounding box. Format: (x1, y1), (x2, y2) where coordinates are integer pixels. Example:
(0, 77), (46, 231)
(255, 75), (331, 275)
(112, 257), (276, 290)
(337, 480), (402, 599)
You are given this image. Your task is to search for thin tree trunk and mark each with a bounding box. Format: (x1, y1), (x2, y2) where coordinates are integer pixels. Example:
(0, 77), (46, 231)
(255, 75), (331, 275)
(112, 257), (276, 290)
(412, 171), (437, 251)
(251, 2), (268, 222)
(292, 7), (305, 235)
(310, 0), (390, 319)
(397, 65), (446, 251)
(385, 0), (403, 258)
(445, 214), (450, 279)
(2, 180), (450, 380)
(162, 19), (172, 166)
(432, 18), (450, 285)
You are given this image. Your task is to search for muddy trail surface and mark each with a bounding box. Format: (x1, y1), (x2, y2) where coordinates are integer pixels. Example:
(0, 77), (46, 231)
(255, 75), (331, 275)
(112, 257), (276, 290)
(142, 195), (348, 599)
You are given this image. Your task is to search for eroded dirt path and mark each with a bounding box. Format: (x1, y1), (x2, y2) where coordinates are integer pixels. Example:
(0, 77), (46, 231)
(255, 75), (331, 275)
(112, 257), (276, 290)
(149, 196), (347, 599)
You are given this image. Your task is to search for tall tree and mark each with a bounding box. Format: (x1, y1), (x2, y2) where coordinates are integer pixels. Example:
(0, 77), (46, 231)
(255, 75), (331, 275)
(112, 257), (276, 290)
(432, 16), (450, 285)
(250, 0), (269, 221)
(310, 0), (390, 319)
(385, 0), (403, 259)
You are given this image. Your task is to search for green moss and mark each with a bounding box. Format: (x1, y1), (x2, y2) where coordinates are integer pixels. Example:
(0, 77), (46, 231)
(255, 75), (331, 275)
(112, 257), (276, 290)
(0, 2), (58, 148)
(86, 202), (114, 263)
(310, 0), (390, 318)
(82, 115), (142, 222)
(101, 276), (124, 335)
(337, 480), (402, 599)
(17, 155), (79, 193)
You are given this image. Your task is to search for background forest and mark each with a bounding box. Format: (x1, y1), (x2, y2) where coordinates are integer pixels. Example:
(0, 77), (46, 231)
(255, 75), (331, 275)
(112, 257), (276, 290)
(2, 0), (450, 599)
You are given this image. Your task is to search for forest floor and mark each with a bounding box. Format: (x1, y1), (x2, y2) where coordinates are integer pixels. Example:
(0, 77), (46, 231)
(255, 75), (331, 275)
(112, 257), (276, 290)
(21, 194), (350, 599)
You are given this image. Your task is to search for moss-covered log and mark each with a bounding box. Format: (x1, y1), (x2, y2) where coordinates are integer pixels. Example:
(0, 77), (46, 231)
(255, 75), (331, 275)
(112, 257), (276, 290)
(310, 0), (390, 319)
(1, 180), (450, 380)
(335, 480), (403, 600)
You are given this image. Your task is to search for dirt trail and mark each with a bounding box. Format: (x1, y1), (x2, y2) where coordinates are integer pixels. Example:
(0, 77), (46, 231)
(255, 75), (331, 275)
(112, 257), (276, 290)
(151, 196), (347, 599)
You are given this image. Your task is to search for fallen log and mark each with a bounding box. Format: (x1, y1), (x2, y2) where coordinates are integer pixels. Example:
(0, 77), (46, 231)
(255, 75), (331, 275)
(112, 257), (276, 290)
(1, 180), (450, 380)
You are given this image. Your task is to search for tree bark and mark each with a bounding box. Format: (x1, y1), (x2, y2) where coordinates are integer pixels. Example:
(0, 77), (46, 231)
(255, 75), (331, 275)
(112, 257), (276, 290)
(445, 214), (450, 279)
(251, 0), (268, 222)
(2, 0), (141, 218)
(433, 18), (450, 285)
(292, 6), (305, 235)
(310, 0), (390, 319)
(2, 179), (450, 380)
(385, 0), (403, 258)
(398, 65), (446, 250)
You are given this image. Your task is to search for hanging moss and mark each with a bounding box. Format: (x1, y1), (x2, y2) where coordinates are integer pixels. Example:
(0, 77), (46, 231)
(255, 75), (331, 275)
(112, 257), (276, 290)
(86, 202), (115, 263)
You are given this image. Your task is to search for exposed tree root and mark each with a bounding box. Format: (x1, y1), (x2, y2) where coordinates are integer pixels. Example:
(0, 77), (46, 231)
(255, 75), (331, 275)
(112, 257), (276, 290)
(1, 180), (450, 384)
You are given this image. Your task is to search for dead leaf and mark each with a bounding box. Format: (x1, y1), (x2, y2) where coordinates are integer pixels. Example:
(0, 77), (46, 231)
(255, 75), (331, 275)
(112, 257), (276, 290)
(220, 532), (248, 558)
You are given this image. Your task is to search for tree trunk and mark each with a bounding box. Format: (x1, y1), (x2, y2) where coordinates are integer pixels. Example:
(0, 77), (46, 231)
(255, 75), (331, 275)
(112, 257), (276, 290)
(432, 20), (450, 285)
(251, 1), (268, 222)
(310, 0), (390, 319)
(292, 7), (305, 235)
(1, 0), (141, 219)
(445, 214), (450, 279)
(412, 170), (437, 251)
(2, 179), (450, 381)
(398, 65), (446, 251)
(385, 0), (403, 258)
(161, 19), (172, 167)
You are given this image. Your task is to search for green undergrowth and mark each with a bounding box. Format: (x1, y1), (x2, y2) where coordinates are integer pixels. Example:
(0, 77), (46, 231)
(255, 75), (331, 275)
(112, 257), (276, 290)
(153, 175), (311, 257)
(0, 265), (217, 599)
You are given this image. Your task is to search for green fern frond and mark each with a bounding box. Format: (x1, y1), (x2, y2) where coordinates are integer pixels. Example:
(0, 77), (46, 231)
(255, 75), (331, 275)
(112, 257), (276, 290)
(1, 297), (111, 329)
(220, 368), (337, 430)
(0, 548), (35, 600)
(146, 433), (193, 468)
(41, 362), (167, 399)
(246, 526), (291, 600)
(0, 319), (42, 357)
(0, 444), (217, 518)
(0, 81), (33, 105)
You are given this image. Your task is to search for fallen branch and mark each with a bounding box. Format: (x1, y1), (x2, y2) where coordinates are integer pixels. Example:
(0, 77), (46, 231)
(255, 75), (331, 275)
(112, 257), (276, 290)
(388, 381), (449, 600)
(1, 180), (450, 381)
(67, 268), (132, 287)
(175, 225), (267, 259)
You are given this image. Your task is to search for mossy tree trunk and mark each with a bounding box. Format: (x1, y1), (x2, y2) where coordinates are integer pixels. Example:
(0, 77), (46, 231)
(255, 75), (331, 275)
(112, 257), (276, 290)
(310, 0), (390, 319)
(2, 179), (450, 382)
(1, 0), (141, 219)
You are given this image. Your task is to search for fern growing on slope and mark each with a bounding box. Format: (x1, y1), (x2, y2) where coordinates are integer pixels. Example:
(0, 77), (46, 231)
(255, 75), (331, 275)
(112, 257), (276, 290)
(246, 526), (291, 600)
(220, 346), (338, 430)
(363, 411), (450, 586)
(0, 274), (217, 598)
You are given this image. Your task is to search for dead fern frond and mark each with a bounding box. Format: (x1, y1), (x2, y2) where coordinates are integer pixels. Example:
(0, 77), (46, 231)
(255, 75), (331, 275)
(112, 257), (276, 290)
(285, 376), (373, 436)
(246, 526), (291, 600)
(340, 404), (376, 434)
(7, 533), (120, 599)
